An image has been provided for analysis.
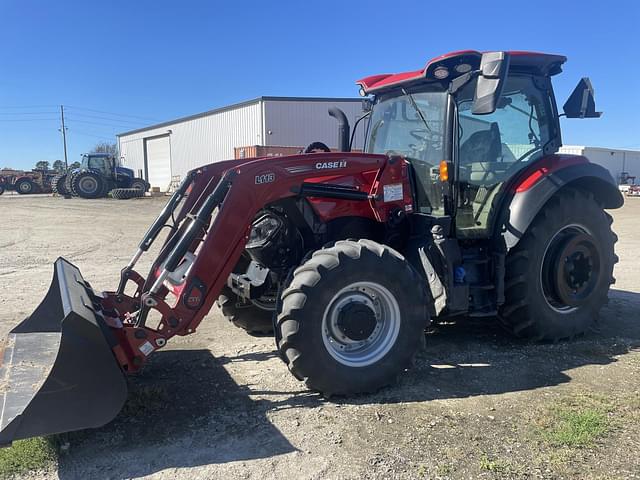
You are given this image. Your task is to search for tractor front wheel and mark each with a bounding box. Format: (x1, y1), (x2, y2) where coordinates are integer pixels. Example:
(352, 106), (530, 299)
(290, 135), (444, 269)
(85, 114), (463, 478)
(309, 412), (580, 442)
(217, 288), (275, 335)
(276, 239), (429, 396)
(501, 188), (617, 341)
(72, 172), (104, 199)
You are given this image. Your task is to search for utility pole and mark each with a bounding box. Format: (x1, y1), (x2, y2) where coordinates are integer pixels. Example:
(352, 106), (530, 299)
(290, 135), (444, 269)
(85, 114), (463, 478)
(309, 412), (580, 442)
(59, 105), (68, 170)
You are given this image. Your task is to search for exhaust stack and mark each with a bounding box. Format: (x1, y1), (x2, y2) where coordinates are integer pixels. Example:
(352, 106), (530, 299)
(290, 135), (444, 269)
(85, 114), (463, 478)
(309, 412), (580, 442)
(328, 107), (351, 152)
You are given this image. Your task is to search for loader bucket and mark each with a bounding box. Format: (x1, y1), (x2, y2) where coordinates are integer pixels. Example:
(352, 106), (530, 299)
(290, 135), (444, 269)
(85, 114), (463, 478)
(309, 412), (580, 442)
(0, 258), (127, 446)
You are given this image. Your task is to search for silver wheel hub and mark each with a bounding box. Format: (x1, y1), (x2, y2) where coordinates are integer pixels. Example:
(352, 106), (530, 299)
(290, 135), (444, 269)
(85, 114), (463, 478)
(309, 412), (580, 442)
(322, 281), (400, 367)
(80, 177), (98, 193)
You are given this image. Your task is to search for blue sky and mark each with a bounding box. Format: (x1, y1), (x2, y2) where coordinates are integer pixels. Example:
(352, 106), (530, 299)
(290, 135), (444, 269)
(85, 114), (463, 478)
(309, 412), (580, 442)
(1, 0), (639, 170)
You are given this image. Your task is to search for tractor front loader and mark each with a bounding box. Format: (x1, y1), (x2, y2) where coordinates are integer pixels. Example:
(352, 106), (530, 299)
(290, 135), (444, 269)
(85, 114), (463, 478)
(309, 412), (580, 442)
(0, 50), (623, 445)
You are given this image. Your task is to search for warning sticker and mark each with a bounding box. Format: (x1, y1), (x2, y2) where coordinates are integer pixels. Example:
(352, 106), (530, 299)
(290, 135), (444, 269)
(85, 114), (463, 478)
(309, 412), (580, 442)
(139, 341), (154, 356)
(383, 183), (403, 202)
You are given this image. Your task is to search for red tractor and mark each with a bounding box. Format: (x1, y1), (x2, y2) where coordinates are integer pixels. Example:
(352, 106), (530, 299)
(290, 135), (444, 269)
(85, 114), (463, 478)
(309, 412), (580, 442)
(0, 51), (622, 445)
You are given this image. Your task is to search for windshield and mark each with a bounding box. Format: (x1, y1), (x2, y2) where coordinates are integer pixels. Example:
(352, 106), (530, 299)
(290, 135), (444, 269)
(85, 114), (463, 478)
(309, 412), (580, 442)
(366, 90), (448, 214)
(82, 155), (109, 171)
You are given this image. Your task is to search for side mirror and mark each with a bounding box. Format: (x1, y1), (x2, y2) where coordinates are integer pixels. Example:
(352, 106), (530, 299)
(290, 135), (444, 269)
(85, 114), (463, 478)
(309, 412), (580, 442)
(563, 78), (602, 118)
(362, 98), (373, 113)
(472, 51), (510, 115)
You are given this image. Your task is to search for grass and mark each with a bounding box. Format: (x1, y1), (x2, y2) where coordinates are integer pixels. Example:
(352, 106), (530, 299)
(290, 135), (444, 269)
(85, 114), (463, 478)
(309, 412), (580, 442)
(479, 454), (512, 474)
(120, 384), (169, 417)
(0, 437), (57, 479)
(537, 394), (612, 448)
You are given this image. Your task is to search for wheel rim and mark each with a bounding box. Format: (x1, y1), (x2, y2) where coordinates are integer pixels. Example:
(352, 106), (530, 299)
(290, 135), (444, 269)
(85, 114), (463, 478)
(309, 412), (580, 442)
(19, 182), (31, 193)
(79, 177), (98, 194)
(540, 224), (602, 313)
(322, 281), (401, 367)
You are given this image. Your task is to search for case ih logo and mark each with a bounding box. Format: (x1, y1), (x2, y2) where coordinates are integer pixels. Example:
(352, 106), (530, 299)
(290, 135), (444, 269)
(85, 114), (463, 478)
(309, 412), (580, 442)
(315, 160), (347, 170)
(255, 173), (275, 184)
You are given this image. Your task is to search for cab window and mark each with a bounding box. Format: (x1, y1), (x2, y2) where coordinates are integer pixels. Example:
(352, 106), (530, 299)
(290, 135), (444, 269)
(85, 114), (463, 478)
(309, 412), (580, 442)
(455, 75), (552, 237)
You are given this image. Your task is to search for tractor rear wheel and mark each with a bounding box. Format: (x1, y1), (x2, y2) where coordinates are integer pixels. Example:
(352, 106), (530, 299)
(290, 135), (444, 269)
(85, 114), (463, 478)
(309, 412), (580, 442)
(51, 174), (68, 195)
(15, 179), (35, 195)
(501, 188), (618, 341)
(72, 172), (104, 199)
(217, 287), (275, 335)
(276, 239), (429, 396)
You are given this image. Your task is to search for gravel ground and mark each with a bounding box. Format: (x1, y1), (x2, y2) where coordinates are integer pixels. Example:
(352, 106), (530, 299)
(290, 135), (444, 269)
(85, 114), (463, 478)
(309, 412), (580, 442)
(0, 193), (638, 480)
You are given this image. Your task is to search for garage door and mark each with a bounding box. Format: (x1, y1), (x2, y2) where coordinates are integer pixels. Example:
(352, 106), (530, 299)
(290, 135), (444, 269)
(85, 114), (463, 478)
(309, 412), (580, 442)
(145, 135), (171, 192)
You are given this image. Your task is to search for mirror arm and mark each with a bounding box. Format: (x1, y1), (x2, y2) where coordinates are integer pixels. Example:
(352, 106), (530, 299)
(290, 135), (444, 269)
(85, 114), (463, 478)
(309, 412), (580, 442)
(449, 70), (480, 95)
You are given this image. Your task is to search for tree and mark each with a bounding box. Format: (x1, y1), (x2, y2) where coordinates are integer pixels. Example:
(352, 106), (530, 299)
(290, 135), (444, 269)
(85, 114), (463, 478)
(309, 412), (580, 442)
(69, 161), (81, 170)
(35, 160), (50, 171)
(52, 160), (66, 173)
(90, 142), (118, 156)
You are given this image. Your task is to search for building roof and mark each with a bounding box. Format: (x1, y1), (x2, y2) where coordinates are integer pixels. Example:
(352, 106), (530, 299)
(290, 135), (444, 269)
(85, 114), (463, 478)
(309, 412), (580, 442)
(117, 96), (362, 137)
(356, 50), (567, 94)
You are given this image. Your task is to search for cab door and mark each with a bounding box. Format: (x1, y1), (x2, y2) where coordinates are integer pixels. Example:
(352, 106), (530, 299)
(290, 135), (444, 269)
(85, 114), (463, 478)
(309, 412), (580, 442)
(454, 74), (555, 238)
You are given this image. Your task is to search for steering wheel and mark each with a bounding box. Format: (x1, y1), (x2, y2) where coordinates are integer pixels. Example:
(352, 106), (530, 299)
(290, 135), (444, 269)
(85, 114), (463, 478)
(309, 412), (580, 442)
(304, 142), (331, 153)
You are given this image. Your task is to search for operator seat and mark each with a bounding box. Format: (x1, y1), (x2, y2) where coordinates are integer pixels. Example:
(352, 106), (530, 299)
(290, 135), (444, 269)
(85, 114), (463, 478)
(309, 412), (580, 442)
(459, 122), (503, 185)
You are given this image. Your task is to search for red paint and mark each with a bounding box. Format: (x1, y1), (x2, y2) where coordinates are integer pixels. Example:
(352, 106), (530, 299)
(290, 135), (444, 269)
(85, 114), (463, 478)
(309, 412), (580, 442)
(514, 154), (589, 192)
(101, 151), (416, 372)
(357, 50), (566, 94)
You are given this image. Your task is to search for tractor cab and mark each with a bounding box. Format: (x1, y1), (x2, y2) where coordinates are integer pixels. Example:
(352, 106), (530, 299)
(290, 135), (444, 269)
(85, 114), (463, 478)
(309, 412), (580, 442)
(358, 51), (598, 239)
(80, 153), (115, 176)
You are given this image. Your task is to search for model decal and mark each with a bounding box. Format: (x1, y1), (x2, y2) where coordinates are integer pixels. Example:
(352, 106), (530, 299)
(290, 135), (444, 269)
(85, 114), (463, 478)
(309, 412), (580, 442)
(255, 173), (276, 184)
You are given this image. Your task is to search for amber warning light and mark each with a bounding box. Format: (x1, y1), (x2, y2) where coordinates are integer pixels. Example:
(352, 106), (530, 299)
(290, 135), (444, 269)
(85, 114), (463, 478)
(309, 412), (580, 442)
(439, 160), (449, 182)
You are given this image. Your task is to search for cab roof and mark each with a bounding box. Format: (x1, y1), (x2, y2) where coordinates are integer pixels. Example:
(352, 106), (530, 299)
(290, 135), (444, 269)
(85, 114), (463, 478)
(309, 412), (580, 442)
(356, 50), (567, 94)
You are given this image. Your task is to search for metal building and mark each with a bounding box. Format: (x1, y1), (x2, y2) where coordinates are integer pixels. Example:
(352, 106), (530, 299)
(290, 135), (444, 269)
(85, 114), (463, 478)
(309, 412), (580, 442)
(117, 97), (365, 191)
(559, 145), (640, 186)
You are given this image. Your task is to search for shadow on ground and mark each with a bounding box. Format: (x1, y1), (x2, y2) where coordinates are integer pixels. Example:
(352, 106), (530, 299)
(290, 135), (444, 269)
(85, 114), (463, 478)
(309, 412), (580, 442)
(57, 288), (640, 478)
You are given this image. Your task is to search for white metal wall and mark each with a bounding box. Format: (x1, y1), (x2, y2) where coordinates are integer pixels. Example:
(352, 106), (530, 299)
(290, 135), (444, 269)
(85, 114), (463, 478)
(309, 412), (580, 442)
(118, 101), (262, 183)
(118, 98), (366, 187)
(559, 145), (640, 183)
(263, 100), (366, 151)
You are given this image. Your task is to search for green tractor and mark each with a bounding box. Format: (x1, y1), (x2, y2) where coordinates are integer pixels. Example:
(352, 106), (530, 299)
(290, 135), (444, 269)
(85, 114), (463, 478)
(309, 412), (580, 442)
(52, 153), (148, 199)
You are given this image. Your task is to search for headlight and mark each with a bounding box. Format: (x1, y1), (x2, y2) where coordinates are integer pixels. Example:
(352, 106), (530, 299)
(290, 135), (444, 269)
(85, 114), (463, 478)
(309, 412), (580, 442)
(246, 215), (282, 249)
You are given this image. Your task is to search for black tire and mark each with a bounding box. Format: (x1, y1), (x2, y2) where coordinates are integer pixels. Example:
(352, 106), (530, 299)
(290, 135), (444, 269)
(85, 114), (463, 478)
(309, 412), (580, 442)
(276, 239), (429, 396)
(500, 188), (618, 341)
(15, 179), (34, 195)
(64, 172), (76, 196)
(216, 287), (275, 335)
(72, 172), (104, 199)
(110, 188), (144, 200)
(130, 178), (149, 192)
(51, 174), (68, 195)
(0, 185), (4, 195)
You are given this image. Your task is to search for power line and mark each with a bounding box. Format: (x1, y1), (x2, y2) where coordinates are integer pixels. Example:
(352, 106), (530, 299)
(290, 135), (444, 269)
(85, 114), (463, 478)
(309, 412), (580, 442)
(69, 130), (116, 140)
(65, 118), (142, 129)
(0, 105), (58, 109)
(0, 111), (58, 115)
(65, 105), (161, 122)
(67, 112), (146, 125)
(0, 118), (59, 122)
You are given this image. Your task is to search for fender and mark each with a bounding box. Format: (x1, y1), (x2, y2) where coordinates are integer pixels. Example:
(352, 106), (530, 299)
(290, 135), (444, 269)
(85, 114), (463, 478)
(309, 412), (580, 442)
(499, 155), (623, 250)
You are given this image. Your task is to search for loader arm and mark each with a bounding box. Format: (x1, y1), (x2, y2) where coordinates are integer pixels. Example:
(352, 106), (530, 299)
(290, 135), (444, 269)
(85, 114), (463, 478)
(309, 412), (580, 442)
(103, 152), (412, 373)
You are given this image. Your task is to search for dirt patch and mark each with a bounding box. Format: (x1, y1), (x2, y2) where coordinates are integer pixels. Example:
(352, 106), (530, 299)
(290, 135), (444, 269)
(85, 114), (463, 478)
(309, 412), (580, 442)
(0, 194), (639, 479)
